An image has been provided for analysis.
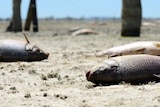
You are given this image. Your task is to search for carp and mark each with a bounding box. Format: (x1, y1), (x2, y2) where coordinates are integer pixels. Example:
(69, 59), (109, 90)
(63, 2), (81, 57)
(86, 54), (160, 85)
(96, 41), (160, 57)
(0, 32), (49, 62)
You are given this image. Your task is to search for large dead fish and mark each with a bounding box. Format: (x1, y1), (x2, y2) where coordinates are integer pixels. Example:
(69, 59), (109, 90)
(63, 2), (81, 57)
(0, 33), (49, 62)
(96, 41), (160, 57)
(86, 54), (160, 85)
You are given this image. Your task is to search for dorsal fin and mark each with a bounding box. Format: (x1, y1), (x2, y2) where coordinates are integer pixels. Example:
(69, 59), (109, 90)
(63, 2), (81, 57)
(23, 31), (30, 44)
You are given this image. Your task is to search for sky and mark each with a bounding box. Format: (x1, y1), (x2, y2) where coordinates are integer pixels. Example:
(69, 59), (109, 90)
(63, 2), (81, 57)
(0, 0), (160, 19)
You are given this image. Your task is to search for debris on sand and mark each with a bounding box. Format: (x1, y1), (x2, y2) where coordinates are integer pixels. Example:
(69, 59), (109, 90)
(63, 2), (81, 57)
(24, 92), (31, 98)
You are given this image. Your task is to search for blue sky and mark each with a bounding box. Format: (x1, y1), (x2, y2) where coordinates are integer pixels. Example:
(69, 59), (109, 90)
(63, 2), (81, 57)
(0, 0), (160, 19)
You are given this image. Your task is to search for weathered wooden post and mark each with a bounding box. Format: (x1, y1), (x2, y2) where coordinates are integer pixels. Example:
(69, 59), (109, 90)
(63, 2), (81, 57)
(24, 0), (38, 32)
(121, 0), (142, 36)
(6, 0), (22, 32)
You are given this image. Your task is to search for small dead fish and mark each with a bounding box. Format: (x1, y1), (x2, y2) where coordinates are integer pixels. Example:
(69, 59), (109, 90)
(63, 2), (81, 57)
(96, 41), (160, 57)
(72, 28), (98, 36)
(0, 32), (49, 62)
(86, 54), (160, 85)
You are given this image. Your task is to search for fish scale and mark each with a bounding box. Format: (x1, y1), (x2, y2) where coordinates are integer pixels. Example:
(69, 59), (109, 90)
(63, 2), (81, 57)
(116, 55), (160, 81)
(87, 54), (160, 84)
(0, 40), (28, 61)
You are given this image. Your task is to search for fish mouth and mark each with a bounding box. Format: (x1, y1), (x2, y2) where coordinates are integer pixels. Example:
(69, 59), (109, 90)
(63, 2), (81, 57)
(86, 71), (91, 81)
(45, 52), (49, 59)
(39, 52), (49, 60)
(86, 71), (101, 84)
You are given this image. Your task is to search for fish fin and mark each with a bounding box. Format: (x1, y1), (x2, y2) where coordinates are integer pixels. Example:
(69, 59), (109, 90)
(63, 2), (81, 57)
(23, 30), (30, 44)
(153, 74), (160, 78)
(134, 48), (145, 54)
(154, 43), (160, 48)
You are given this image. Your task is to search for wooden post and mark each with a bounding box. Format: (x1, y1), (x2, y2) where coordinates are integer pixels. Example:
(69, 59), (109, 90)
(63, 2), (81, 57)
(121, 0), (142, 36)
(24, 0), (32, 31)
(6, 0), (22, 32)
(24, 0), (38, 32)
(32, 0), (38, 32)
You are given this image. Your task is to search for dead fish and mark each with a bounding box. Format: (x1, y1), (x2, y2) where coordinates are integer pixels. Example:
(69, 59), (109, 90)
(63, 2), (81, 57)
(96, 41), (160, 57)
(72, 28), (98, 36)
(0, 32), (49, 62)
(86, 54), (160, 85)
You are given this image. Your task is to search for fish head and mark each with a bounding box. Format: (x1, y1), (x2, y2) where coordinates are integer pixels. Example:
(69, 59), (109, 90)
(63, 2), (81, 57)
(26, 44), (49, 61)
(86, 59), (118, 84)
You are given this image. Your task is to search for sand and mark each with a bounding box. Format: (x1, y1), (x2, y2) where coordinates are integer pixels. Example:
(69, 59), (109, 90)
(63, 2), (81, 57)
(0, 19), (160, 107)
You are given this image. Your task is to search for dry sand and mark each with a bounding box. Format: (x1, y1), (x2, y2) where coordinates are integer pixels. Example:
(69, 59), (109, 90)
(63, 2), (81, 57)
(0, 19), (160, 107)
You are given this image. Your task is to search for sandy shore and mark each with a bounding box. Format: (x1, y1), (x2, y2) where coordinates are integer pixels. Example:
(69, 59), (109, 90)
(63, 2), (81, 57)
(0, 20), (160, 107)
